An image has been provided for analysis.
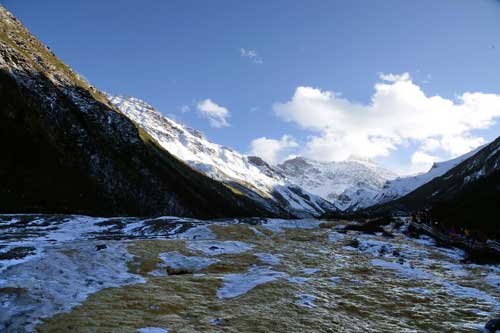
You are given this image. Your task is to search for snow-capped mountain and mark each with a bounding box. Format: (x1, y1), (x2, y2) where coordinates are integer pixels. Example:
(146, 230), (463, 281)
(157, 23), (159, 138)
(374, 146), (483, 204)
(107, 95), (335, 217)
(278, 157), (397, 210)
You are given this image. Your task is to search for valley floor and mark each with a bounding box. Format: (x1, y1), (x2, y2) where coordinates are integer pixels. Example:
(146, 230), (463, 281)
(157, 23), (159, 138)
(0, 215), (499, 332)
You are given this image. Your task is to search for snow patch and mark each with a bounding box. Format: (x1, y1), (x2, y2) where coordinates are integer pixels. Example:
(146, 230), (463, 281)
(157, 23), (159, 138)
(137, 328), (170, 333)
(287, 276), (309, 284)
(328, 231), (345, 242)
(262, 219), (322, 233)
(255, 253), (281, 265)
(303, 268), (320, 275)
(330, 276), (342, 286)
(187, 240), (254, 256)
(295, 294), (317, 308)
(217, 266), (287, 299)
(485, 273), (500, 290)
(0, 242), (144, 332)
(150, 251), (219, 276)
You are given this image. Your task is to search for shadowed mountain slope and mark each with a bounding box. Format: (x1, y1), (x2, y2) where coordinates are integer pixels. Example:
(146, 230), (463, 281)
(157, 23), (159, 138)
(0, 5), (278, 218)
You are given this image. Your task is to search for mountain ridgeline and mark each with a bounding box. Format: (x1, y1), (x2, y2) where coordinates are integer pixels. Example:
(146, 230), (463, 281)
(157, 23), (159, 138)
(0, 6), (280, 218)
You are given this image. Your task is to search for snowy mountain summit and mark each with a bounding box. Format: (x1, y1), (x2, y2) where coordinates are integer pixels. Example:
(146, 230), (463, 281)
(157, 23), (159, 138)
(278, 157), (397, 210)
(108, 95), (335, 217)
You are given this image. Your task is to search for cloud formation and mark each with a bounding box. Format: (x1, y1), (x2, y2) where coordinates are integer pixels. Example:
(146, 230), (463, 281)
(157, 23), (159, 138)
(240, 48), (263, 64)
(266, 73), (500, 172)
(249, 135), (298, 164)
(196, 99), (230, 128)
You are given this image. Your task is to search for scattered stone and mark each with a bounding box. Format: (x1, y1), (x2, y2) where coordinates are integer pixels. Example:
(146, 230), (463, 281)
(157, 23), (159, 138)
(343, 216), (395, 237)
(95, 244), (107, 251)
(347, 239), (360, 248)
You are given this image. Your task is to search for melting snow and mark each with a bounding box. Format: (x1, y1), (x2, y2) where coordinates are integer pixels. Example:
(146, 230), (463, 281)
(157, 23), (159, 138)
(408, 287), (433, 295)
(287, 276), (309, 284)
(137, 328), (170, 333)
(328, 231), (345, 242)
(217, 266), (288, 299)
(150, 251), (219, 276)
(371, 259), (499, 308)
(295, 294), (317, 308)
(187, 240), (254, 256)
(177, 224), (216, 240)
(262, 219), (322, 233)
(255, 253), (281, 265)
(0, 242), (144, 332)
(485, 273), (500, 290)
(330, 276), (342, 286)
(303, 268), (321, 275)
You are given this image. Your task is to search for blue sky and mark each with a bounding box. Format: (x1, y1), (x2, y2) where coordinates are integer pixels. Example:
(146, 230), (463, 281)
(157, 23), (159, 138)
(3, 0), (500, 174)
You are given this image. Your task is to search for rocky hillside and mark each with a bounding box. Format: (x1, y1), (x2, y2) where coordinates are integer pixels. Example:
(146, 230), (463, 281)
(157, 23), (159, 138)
(367, 136), (500, 232)
(278, 157), (397, 210)
(0, 5), (279, 218)
(107, 95), (335, 217)
(374, 146), (482, 204)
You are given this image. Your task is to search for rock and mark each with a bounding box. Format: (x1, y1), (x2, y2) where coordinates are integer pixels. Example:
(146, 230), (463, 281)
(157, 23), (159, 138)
(347, 239), (360, 248)
(379, 245), (389, 255)
(485, 318), (500, 332)
(343, 216), (395, 236)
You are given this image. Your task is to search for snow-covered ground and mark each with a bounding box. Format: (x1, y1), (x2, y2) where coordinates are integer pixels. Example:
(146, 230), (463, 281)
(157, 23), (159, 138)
(1, 214), (499, 332)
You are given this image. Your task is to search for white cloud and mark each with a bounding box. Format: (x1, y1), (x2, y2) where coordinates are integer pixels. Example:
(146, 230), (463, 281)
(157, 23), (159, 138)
(411, 151), (439, 172)
(196, 99), (230, 128)
(379, 72), (411, 82)
(240, 48), (263, 64)
(272, 73), (500, 172)
(179, 105), (190, 113)
(249, 135), (298, 164)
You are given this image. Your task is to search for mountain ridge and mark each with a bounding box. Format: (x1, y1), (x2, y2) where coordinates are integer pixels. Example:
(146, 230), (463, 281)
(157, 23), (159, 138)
(107, 95), (336, 217)
(277, 156), (397, 210)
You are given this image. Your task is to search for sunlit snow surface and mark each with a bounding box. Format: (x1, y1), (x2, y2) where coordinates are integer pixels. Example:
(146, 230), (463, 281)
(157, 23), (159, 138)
(1, 215), (499, 332)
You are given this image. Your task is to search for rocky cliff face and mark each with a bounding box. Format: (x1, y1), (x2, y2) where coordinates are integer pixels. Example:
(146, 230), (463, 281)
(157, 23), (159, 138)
(107, 95), (336, 217)
(0, 5), (276, 218)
